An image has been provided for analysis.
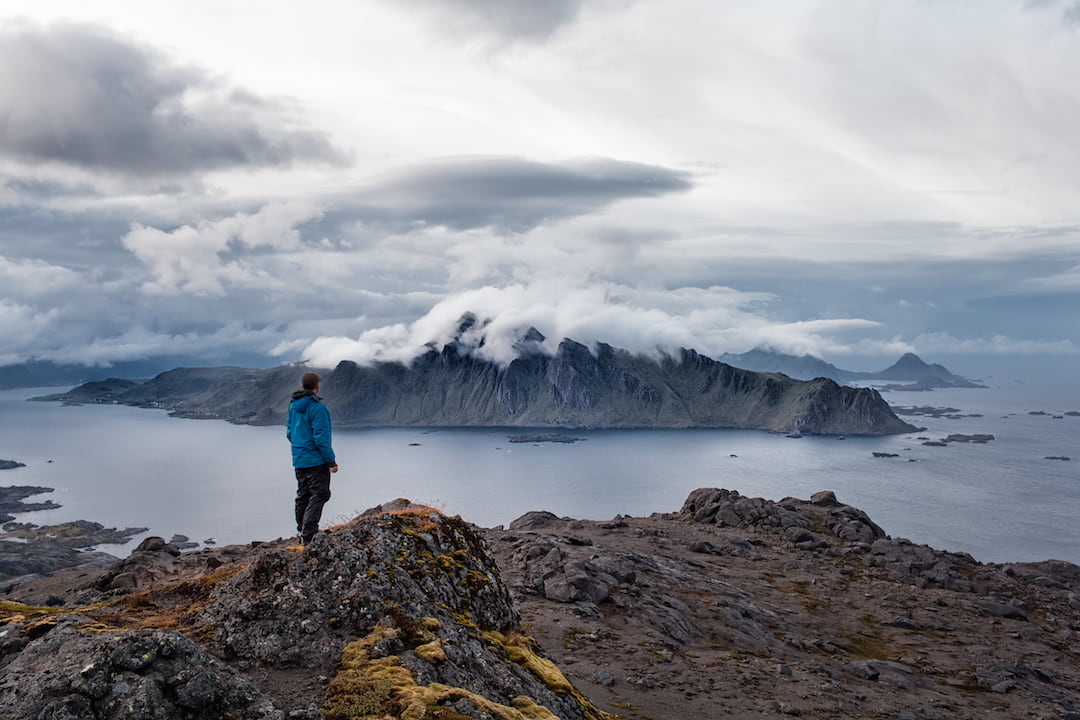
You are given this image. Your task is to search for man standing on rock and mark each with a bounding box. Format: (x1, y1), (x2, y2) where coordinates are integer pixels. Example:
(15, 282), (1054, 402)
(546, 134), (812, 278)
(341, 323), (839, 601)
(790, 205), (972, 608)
(287, 372), (338, 545)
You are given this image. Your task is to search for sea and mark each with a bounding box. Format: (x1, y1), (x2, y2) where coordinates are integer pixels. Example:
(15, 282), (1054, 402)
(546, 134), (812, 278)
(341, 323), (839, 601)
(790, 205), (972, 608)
(0, 361), (1077, 565)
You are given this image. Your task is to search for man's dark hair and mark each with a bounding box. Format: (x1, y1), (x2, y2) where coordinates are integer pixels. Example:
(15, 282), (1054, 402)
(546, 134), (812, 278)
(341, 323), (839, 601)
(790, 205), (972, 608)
(301, 372), (321, 391)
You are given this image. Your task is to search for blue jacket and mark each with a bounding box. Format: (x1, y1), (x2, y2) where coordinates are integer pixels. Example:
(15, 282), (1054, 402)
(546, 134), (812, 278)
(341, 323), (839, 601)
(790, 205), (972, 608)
(287, 391), (336, 469)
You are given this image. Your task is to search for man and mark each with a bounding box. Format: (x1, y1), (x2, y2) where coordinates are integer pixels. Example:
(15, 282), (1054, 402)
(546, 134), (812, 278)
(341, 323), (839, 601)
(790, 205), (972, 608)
(286, 372), (338, 545)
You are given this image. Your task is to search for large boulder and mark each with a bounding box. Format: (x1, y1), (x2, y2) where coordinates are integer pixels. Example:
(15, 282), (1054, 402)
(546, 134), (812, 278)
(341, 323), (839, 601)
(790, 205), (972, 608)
(0, 616), (276, 719)
(194, 508), (615, 720)
(1, 506), (617, 720)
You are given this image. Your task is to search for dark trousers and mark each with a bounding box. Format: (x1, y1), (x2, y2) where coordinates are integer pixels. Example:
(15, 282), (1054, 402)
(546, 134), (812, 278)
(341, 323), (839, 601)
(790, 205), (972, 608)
(295, 464), (332, 543)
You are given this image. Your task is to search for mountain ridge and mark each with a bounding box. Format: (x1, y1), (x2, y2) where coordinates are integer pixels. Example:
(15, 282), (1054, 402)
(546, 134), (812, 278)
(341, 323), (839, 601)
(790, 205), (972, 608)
(718, 347), (986, 387)
(35, 334), (917, 436)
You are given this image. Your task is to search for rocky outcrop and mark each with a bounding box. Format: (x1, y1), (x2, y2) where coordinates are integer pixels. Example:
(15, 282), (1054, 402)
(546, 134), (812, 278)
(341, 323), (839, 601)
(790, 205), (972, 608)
(0, 620), (276, 719)
(36, 333), (916, 436)
(1, 505), (617, 720)
(2, 491), (1080, 719)
(487, 490), (1080, 719)
(0, 484), (59, 522)
(0, 487), (142, 589)
(2, 519), (148, 548)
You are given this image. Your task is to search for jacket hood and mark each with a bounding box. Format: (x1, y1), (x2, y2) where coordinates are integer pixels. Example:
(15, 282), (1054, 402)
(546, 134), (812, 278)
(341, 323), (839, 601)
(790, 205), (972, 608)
(290, 390), (321, 410)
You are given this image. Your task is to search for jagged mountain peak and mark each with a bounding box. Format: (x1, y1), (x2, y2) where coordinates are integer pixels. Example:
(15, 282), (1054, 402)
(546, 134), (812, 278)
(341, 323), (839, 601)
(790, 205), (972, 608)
(877, 352), (955, 380)
(717, 346), (978, 386)
(512, 326), (548, 357)
(455, 311), (483, 336)
(890, 352), (933, 369)
(519, 326), (546, 343)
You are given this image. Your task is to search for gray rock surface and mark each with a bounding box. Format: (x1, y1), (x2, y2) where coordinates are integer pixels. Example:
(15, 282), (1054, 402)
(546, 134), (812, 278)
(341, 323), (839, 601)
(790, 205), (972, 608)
(486, 490), (1080, 720)
(2, 504), (614, 719)
(3, 491), (1079, 720)
(0, 618), (277, 719)
(0, 484), (60, 523)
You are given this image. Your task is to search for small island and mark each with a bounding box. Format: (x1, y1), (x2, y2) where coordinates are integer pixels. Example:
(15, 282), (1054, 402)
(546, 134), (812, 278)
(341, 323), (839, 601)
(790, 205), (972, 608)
(0, 485), (61, 523)
(1, 486), (149, 588)
(943, 433), (995, 443)
(891, 405), (964, 418)
(876, 375), (987, 392)
(0, 459), (27, 471)
(3, 519), (149, 548)
(508, 433), (585, 444)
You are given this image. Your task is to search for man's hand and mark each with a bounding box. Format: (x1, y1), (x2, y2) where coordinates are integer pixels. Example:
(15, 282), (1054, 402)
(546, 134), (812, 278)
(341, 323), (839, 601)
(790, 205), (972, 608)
(329, 462), (339, 473)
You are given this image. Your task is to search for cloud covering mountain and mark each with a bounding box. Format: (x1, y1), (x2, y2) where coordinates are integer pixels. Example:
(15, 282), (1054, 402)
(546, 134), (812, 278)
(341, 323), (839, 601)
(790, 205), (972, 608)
(1, 1), (1078, 373)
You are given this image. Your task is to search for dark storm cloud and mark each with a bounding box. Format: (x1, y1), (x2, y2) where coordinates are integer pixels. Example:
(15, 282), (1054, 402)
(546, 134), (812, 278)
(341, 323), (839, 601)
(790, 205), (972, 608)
(408, 0), (588, 42)
(0, 23), (346, 177)
(354, 156), (693, 233)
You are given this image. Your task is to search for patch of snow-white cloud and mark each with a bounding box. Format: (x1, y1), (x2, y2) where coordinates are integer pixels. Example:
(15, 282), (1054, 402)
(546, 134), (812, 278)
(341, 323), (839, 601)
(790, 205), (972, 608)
(297, 281), (884, 369)
(121, 201), (324, 295)
(0, 299), (58, 350)
(0, 256), (82, 296)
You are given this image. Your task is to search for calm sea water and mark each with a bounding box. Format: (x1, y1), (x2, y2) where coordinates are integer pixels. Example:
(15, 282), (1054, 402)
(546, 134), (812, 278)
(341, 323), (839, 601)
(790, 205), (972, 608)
(0, 365), (1077, 564)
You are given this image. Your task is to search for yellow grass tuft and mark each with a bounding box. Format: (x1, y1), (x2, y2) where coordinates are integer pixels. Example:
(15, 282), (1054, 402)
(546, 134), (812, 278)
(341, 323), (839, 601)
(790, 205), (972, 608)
(323, 623), (588, 720)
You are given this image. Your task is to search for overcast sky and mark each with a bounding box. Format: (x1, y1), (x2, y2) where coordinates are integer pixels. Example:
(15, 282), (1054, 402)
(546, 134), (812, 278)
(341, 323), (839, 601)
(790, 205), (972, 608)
(1, 1), (1078, 372)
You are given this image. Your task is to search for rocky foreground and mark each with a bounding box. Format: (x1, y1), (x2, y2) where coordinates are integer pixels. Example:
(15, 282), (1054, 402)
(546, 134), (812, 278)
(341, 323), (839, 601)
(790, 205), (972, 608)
(1, 491), (1079, 719)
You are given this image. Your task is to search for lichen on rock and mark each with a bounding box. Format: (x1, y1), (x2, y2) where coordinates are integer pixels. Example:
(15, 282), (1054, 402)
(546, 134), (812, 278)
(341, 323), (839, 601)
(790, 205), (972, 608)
(0, 503), (619, 719)
(191, 504), (614, 719)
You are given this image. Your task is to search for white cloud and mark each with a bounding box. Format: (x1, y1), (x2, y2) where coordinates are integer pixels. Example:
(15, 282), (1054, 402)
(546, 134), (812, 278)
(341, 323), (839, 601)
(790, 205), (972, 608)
(0, 299), (58, 350)
(121, 201), (323, 295)
(827, 332), (1078, 359)
(0, 2), (1078, 371)
(298, 280), (885, 368)
(907, 332), (1077, 356)
(0, 255), (81, 296)
(34, 322), (292, 366)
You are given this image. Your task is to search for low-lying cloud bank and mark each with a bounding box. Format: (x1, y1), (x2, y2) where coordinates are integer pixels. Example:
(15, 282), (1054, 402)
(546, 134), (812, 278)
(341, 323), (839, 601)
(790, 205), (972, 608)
(296, 281), (1080, 371)
(296, 282), (874, 368)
